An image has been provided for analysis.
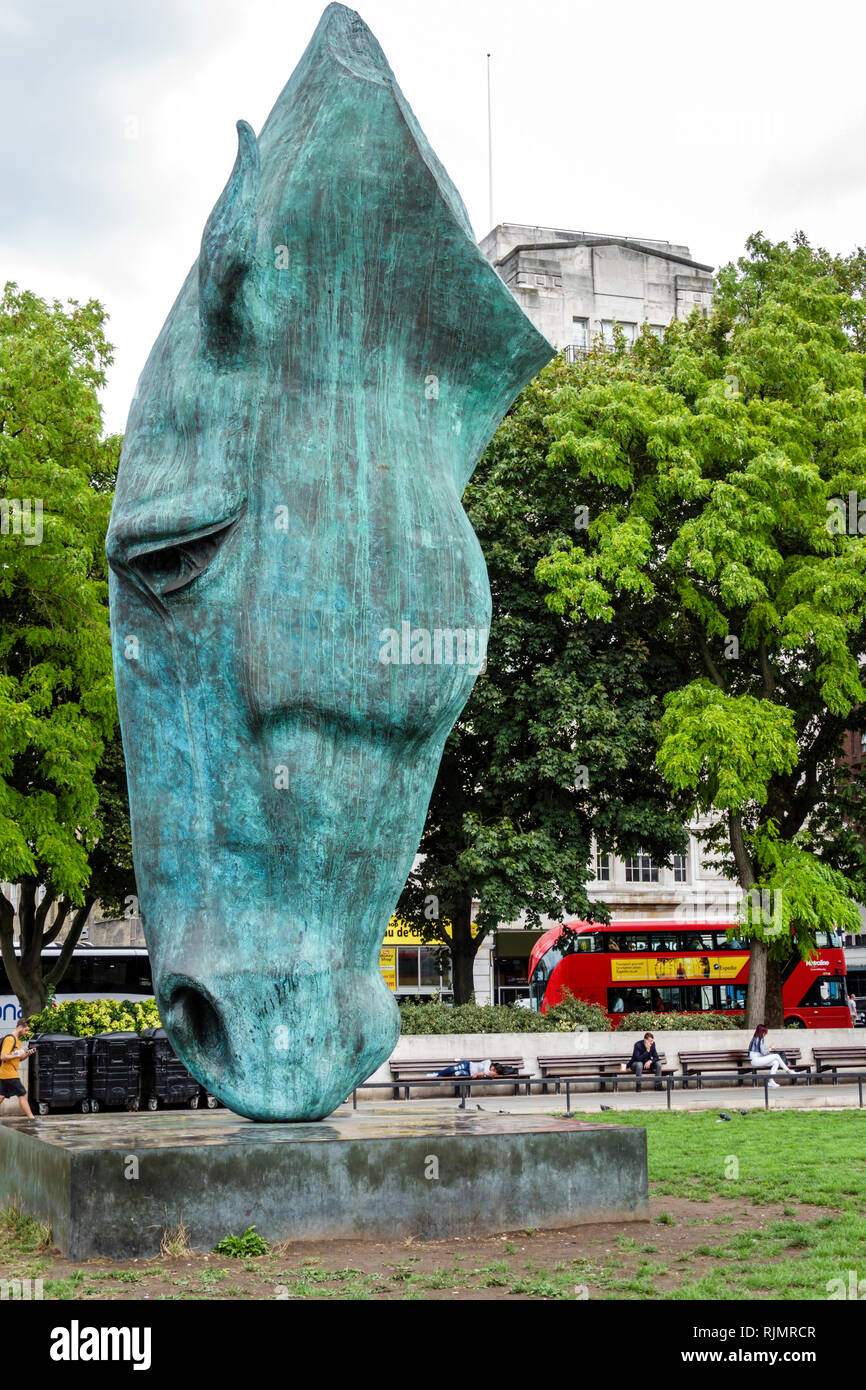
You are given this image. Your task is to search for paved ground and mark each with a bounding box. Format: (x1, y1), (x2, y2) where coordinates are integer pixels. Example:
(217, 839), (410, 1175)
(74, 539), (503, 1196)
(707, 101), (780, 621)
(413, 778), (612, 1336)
(3, 1079), (862, 1125)
(351, 1082), (866, 1115)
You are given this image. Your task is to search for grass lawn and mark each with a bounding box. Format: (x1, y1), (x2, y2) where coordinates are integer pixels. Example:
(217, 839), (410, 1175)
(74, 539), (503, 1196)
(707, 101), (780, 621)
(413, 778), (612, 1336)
(2, 1109), (863, 1300)
(570, 1108), (866, 1299)
(583, 1108), (866, 1210)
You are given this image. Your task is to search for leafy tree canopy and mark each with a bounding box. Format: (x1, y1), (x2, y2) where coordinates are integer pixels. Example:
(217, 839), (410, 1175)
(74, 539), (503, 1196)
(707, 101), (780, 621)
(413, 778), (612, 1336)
(398, 356), (689, 1002)
(0, 283), (129, 1012)
(535, 234), (866, 1023)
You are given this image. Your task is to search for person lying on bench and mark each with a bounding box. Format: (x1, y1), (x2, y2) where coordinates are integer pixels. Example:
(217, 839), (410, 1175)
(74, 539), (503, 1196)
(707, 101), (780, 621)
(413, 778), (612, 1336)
(429, 1059), (508, 1078)
(628, 1033), (663, 1092)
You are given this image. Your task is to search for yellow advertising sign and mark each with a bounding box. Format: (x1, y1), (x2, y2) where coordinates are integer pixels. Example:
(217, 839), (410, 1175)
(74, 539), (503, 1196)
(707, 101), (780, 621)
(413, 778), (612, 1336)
(382, 920), (427, 945)
(379, 947), (396, 991)
(381, 916), (479, 946)
(611, 954), (749, 983)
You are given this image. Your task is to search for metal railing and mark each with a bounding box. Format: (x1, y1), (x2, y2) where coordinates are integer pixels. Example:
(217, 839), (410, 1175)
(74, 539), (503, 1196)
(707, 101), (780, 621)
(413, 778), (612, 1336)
(349, 1068), (866, 1112)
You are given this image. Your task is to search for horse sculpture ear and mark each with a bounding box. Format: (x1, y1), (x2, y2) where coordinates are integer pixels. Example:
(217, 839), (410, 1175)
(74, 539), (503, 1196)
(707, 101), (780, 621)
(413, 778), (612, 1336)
(199, 119), (260, 364)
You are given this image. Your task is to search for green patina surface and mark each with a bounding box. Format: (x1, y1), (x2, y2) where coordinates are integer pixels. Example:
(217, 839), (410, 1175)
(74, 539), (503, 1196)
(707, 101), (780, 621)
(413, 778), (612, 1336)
(106, 5), (552, 1120)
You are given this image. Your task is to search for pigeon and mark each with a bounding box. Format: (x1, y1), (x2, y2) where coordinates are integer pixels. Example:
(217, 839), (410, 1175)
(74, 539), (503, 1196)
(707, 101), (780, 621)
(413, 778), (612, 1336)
(600, 1105), (613, 1111)
(717, 1112), (732, 1121)
(740, 1109), (749, 1116)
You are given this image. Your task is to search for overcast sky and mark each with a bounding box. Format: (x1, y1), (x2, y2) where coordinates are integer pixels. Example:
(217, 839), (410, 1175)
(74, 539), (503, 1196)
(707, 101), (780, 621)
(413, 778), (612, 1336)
(3, 0), (866, 434)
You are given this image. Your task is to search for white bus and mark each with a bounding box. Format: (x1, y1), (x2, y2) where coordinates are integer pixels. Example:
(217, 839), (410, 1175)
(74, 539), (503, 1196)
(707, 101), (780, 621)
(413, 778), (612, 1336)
(0, 946), (154, 1023)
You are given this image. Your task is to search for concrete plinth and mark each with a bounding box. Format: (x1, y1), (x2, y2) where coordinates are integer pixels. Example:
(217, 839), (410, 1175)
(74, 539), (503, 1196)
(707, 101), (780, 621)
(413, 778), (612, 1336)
(0, 1107), (648, 1259)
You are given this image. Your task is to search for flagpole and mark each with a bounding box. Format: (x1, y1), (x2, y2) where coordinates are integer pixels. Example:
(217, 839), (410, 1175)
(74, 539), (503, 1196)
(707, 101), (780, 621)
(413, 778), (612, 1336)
(487, 52), (494, 232)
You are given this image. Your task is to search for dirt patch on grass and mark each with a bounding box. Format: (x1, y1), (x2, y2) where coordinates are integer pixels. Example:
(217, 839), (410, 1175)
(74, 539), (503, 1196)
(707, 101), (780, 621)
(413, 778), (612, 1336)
(0, 1191), (830, 1300)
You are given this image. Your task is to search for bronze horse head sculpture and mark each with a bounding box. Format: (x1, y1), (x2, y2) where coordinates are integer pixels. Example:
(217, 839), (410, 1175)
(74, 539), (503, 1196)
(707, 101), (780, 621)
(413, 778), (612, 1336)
(107, 4), (551, 1119)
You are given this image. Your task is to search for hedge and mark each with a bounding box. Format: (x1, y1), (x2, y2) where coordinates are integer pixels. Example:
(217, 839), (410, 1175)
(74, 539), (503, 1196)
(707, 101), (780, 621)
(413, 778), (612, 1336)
(399, 993), (611, 1034)
(616, 1011), (740, 1032)
(398, 999), (741, 1034)
(26, 998), (162, 1037)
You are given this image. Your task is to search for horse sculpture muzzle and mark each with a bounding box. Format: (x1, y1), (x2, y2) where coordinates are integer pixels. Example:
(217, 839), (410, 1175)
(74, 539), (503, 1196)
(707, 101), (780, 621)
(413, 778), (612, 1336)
(106, 3), (552, 1120)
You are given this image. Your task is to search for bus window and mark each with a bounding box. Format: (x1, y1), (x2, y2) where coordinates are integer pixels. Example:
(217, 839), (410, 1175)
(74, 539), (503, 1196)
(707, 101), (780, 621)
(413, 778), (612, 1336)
(608, 988), (651, 1013)
(650, 933), (679, 952)
(57, 956), (90, 992)
(576, 934), (596, 953)
(624, 989), (650, 1011)
(719, 985), (746, 1010)
(680, 933), (714, 951)
(606, 935), (622, 952)
(529, 943), (565, 1010)
(649, 986), (682, 1011)
(815, 929), (842, 948)
(623, 935), (649, 952)
(88, 957), (130, 992)
(126, 960), (154, 993)
(800, 976), (846, 1007)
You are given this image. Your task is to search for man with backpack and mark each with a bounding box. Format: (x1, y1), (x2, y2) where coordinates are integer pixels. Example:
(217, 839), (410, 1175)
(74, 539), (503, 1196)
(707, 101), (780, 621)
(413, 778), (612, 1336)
(0, 1019), (36, 1118)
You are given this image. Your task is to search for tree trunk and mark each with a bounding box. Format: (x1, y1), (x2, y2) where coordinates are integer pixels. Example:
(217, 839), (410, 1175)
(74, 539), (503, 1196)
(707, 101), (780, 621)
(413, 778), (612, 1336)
(745, 939), (768, 1030)
(728, 811), (767, 1027)
(5, 881), (95, 1017)
(765, 956), (784, 1029)
(0, 892), (31, 1014)
(449, 897), (479, 1005)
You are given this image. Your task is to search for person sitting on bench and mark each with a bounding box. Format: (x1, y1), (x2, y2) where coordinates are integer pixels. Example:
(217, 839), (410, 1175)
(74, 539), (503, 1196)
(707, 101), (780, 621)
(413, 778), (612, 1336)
(748, 1025), (793, 1087)
(628, 1033), (663, 1092)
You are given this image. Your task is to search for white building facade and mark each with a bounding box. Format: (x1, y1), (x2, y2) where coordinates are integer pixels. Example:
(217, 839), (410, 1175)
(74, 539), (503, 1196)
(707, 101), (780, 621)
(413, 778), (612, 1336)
(479, 222), (715, 355)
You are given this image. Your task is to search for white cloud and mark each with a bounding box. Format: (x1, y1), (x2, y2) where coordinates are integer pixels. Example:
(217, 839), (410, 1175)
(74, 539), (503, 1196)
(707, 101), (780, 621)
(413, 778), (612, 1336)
(2, 0), (865, 434)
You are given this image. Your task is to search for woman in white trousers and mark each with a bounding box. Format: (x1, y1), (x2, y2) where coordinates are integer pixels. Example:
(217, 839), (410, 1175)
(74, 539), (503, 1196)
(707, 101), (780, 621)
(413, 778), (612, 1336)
(749, 1025), (794, 1087)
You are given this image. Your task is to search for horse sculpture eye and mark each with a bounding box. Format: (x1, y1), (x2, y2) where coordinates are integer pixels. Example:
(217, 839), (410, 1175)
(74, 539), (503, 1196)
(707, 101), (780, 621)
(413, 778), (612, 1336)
(131, 520), (238, 598)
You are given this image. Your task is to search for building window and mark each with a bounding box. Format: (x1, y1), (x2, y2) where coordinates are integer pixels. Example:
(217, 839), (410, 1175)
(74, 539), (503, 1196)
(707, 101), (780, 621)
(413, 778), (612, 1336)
(624, 852), (659, 883)
(673, 854), (688, 883)
(396, 947), (419, 988)
(572, 317), (589, 349)
(649, 324), (665, 339)
(596, 853), (611, 881)
(600, 320), (636, 347)
(395, 946), (449, 992)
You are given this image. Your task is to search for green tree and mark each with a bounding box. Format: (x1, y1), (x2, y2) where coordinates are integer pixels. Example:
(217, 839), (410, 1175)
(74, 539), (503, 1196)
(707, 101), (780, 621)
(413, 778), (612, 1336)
(0, 283), (131, 1015)
(536, 235), (866, 1026)
(397, 356), (688, 1003)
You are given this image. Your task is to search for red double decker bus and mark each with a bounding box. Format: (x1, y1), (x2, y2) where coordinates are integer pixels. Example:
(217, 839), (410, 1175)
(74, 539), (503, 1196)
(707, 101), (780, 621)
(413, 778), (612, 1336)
(528, 920), (852, 1029)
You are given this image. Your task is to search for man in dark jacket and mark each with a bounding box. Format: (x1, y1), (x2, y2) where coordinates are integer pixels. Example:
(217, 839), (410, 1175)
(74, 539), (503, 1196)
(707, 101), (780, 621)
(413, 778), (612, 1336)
(628, 1033), (663, 1092)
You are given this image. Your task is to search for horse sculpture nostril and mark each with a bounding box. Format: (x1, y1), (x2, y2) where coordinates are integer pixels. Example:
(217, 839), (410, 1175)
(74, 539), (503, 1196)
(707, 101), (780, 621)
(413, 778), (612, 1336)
(168, 985), (229, 1072)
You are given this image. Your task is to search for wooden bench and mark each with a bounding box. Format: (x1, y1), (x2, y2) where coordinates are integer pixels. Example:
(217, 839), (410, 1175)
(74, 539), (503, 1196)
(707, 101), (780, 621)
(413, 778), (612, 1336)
(679, 1048), (808, 1088)
(537, 1052), (675, 1094)
(388, 1057), (531, 1099)
(812, 1046), (866, 1083)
